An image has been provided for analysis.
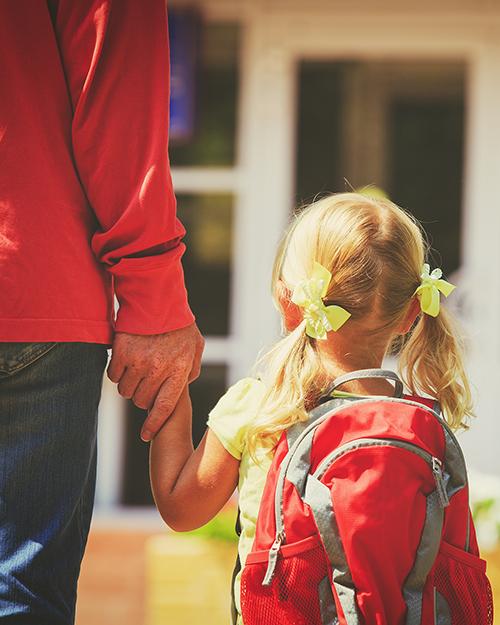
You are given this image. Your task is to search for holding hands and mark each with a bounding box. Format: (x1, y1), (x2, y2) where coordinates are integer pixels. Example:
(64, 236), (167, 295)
(107, 323), (204, 441)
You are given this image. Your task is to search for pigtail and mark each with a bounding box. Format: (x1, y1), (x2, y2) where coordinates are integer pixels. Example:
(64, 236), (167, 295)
(399, 306), (473, 430)
(246, 321), (327, 457)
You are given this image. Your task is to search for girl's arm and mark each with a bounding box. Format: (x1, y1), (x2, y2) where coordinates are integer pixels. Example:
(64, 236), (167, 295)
(150, 385), (240, 532)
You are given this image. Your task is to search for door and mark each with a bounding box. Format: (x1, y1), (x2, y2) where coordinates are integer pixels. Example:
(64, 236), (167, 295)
(296, 59), (465, 277)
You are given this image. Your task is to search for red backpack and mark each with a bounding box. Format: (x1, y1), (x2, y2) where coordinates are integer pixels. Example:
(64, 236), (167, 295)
(240, 369), (493, 625)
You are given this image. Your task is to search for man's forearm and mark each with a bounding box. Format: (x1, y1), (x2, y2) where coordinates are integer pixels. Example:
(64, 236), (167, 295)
(53, 0), (194, 334)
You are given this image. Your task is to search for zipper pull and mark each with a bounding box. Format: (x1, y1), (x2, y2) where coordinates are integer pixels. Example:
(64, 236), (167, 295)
(262, 532), (284, 586)
(432, 457), (450, 508)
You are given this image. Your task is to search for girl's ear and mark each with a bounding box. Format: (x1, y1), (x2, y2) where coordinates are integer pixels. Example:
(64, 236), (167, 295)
(277, 279), (303, 332)
(398, 297), (421, 335)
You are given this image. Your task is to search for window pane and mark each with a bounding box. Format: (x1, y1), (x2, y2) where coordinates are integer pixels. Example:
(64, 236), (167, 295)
(178, 194), (233, 337)
(121, 365), (228, 506)
(169, 21), (240, 166)
(121, 402), (154, 507)
(389, 98), (464, 274)
(296, 63), (344, 201)
(296, 61), (465, 275)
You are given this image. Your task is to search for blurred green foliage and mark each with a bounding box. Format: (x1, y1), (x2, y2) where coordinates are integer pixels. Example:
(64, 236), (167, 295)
(183, 507), (239, 543)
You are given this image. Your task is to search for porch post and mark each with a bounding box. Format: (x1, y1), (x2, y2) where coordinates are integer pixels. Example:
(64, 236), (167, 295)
(461, 38), (500, 473)
(231, 10), (296, 381)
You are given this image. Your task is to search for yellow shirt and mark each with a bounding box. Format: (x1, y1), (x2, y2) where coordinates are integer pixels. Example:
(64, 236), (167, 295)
(207, 377), (269, 623)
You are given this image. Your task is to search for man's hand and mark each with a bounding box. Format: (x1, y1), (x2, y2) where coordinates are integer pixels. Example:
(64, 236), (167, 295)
(107, 323), (204, 442)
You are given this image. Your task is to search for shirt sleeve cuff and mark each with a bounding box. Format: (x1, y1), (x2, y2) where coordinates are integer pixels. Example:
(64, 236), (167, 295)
(207, 422), (242, 460)
(109, 243), (195, 335)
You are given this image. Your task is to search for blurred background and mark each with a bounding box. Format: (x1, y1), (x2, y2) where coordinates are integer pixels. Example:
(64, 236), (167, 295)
(76, 0), (500, 623)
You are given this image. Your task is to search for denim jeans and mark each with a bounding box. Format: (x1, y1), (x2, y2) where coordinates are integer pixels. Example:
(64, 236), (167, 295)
(0, 342), (108, 624)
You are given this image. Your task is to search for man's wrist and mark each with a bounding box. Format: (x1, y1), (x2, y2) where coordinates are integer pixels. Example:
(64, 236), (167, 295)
(113, 314), (196, 337)
(110, 242), (194, 335)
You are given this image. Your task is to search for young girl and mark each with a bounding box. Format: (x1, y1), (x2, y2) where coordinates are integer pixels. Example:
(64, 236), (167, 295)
(150, 192), (474, 624)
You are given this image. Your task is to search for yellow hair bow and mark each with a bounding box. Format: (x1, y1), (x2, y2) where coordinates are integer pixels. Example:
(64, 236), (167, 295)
(414, 263), (456, 317)
(291, 262), (351, 340)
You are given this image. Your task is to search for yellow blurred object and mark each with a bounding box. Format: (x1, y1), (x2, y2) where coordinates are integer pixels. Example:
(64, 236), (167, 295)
(145, 534), (236, 625)
(485, 550), (500, 623)
(354, 185), (389, 199)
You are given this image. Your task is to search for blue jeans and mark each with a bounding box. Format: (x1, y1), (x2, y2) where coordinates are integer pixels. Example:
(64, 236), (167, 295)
(0, 342), (108, 624)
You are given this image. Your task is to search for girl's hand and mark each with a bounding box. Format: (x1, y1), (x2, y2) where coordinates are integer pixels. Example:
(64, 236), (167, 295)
(150, 385), (239, 531)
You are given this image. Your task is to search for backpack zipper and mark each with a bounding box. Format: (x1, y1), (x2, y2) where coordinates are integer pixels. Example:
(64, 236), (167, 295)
(262, 530), (285, 585)
(263, 432), (450, 585)
(314, 436), (451, 508)
(264, 401), (355, 586)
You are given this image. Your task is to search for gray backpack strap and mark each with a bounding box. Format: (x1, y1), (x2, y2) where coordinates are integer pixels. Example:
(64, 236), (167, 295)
(325, 368), (404, 398)
(285, 397), (354, 448)
(230, 551), (241, 625)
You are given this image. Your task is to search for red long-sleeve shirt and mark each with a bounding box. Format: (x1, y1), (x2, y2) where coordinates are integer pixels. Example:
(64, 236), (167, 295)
(0, 0), (194, 345)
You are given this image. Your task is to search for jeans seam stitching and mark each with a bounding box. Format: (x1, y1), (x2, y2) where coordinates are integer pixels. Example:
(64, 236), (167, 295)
(0, 343), (57, 375)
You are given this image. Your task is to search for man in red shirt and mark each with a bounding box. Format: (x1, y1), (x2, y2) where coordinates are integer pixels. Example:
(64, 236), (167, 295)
(0, 1), (203, 622)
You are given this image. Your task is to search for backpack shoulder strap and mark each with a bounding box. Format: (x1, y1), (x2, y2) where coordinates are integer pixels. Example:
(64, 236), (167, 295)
(230, 508), (242, 625)
(285, 397), (354, 448)
(404, 393), (442, 416)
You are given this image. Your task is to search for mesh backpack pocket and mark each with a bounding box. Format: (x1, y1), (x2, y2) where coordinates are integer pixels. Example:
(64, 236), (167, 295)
(240, 535), (334, 625)
(431, 541), (493, 625)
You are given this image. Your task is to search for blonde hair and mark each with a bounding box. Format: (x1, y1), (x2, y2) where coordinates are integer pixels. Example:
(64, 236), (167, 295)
(247, 193), (473, 454)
